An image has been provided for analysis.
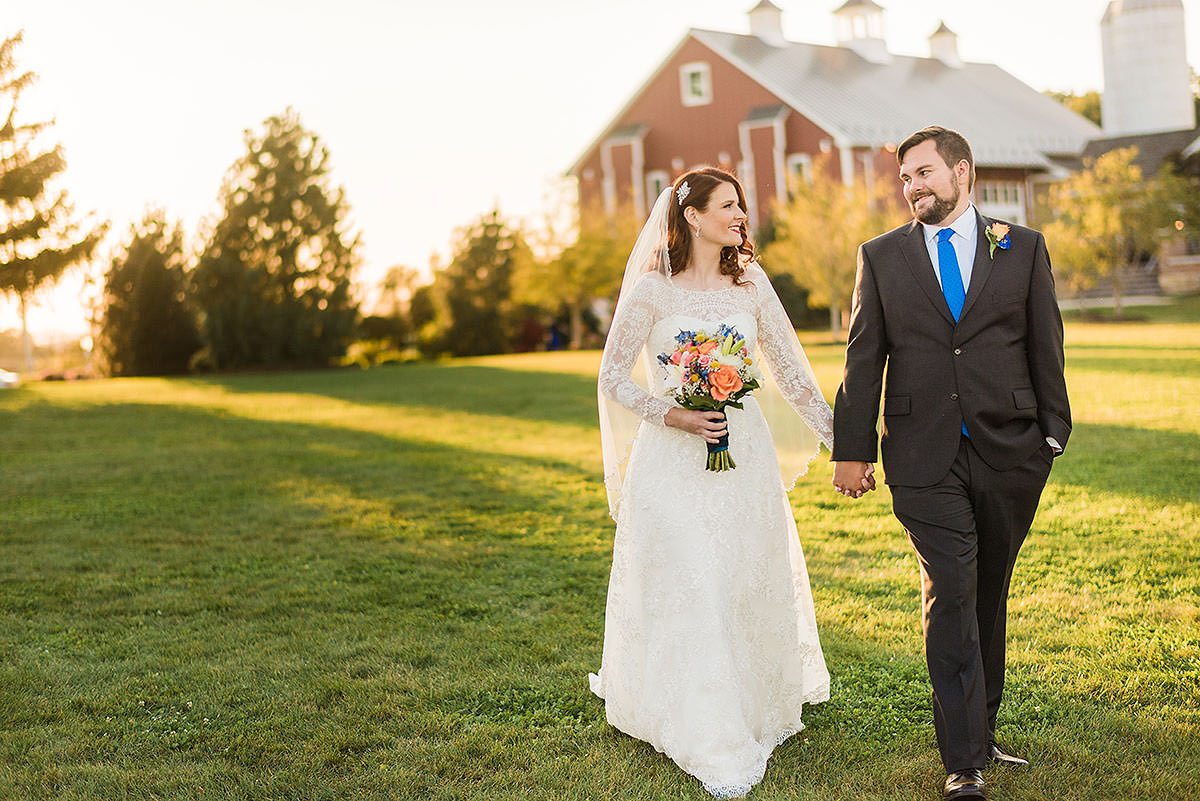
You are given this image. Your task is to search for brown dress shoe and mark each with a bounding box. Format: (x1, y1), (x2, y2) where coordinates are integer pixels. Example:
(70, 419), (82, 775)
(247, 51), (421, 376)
(944, 769), (985, 800)
(988, 742), (1029, 767)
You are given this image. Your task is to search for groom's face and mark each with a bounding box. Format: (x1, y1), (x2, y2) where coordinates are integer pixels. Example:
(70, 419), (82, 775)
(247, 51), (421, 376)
(899, 140), (966, 225)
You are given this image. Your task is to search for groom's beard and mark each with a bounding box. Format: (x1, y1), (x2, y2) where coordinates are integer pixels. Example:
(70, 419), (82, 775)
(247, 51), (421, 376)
(911, 183), (960, 225)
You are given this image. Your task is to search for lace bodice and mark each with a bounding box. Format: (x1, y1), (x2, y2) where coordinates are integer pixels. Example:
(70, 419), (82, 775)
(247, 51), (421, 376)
(598, 264), (834, 449)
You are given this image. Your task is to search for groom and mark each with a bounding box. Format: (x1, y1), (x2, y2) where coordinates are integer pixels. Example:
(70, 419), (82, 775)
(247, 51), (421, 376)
(831, 126), (1070, 801)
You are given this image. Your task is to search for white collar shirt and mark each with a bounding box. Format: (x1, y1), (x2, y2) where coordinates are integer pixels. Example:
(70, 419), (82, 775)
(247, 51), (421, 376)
(921, 204), (978, 293)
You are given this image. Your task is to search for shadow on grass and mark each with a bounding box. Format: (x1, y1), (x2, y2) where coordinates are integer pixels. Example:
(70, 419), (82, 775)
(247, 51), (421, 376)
(1053, 423), (1200, 506)
(1066, 343), (1200, 352)
(2, 395), (620, 794)
(190, 363), (602, 428)
(1062, 294), (1200, 325)
(1, 396), (612, 627)
(4, 395), (1200, 799)
(1067, 355), (1200, 379)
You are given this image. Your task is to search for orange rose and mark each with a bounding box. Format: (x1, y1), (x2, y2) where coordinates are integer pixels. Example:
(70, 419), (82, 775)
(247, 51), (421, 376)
(709, 365), (743, 402)
(990, 222), (1010, 238)
(697, 340), (720, 354)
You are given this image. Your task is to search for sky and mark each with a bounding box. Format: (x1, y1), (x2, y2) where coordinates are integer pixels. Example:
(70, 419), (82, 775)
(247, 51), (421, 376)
(2, 0), (1198, 342)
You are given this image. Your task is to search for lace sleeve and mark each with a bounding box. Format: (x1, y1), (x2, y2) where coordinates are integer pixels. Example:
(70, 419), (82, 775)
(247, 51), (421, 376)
(751, 265), (835, 449)
(598, 278), (674, 426)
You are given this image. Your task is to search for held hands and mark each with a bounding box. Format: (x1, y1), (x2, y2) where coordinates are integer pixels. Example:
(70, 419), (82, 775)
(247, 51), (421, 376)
(665, 408), (727, 444)
(832, 461), (876, 499)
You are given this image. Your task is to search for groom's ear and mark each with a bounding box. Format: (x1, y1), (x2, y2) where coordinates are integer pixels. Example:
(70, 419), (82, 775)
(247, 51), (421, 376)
(955, 159), (972, 188)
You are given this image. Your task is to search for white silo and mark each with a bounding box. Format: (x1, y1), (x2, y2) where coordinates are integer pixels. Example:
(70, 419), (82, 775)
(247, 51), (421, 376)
(1100, 0), (1195, 136)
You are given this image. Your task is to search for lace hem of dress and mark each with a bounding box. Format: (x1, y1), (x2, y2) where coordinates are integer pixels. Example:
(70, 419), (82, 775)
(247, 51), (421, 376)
(590, 670), (829, 800)
(782, 440), (825, 492)
(700, 728), (800, 799)
(697, 703), (824, 799)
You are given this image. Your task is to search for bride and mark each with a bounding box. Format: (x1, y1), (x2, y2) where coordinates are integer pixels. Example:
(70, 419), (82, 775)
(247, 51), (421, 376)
(591, 167), (844, 798)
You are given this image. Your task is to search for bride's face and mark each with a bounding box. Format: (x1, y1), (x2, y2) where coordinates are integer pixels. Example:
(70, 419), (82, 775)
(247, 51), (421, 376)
(691, 182), (747, 247)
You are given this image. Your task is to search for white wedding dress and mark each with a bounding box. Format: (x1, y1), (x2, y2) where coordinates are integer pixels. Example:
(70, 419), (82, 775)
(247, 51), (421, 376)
(591, 264), (833, 798)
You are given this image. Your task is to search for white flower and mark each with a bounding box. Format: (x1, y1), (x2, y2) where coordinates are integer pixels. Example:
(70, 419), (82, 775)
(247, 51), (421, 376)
(714, 352), (745, 370)
(662, 362), (686, 389)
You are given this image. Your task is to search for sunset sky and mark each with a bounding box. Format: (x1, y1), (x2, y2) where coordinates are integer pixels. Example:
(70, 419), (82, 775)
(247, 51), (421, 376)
(3, 0), (1198, 341)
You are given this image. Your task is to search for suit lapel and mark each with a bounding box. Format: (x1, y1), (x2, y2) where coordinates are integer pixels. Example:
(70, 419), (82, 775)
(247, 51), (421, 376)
(899, 220), (957, 326)
(959, 210), (996, 321)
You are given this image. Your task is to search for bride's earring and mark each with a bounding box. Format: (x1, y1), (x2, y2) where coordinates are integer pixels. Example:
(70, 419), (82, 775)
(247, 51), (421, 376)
(692, 226), (701, 238)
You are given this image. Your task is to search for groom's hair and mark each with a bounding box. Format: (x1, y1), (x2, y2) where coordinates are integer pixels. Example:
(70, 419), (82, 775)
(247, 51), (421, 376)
(897, 126), (975, 190)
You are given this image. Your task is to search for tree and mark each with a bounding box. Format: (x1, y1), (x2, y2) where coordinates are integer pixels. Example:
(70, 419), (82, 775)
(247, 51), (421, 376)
(376, 265), (423, 317)
(97, 211), (200, 376)
(763, 157), (907, 336)
(0, 32), (104, 371)
(1045, 89), (1102, 127)
(191, 109), (359, 369)
(408, 283), (436, 341)
(361, 264), (426, 347)
(1192, 67), (1200, 124)
(513, 201), (635, 349)
(429, 209), (530, 357)
(1042, 147), (1167, 318)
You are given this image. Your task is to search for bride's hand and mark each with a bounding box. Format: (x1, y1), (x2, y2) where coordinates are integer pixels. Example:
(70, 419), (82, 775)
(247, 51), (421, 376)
(665, 408), (727, 443)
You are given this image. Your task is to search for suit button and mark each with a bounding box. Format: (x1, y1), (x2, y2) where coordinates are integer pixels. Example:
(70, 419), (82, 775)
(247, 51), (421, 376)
(954, 348), (962, 355)
(950, 393), (959, 400)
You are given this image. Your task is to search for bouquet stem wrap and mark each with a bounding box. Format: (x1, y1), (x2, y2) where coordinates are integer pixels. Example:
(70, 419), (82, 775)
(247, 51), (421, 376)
(706, 412), (735, 471)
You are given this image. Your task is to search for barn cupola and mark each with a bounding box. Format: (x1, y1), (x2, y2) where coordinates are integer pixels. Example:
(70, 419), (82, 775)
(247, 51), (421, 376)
(834, 0), (891, 64)
(748, 0), (787, 47)
(929, 20), (962, 68)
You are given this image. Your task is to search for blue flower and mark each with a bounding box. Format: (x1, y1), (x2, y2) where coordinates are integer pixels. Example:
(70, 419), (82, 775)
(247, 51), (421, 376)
(985, 222), (1012, 258)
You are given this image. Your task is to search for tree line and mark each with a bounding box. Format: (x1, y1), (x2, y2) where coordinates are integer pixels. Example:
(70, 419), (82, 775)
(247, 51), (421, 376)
(1, 33), (359, 376)
(4, 30), (1197, 378)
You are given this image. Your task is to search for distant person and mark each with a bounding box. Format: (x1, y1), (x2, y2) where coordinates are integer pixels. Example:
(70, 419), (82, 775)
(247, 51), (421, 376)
(515, 315), (545, 352)
(547, 320), (565, 350)
(592, 168), (844, 796)
(833, 126), (1071, 801)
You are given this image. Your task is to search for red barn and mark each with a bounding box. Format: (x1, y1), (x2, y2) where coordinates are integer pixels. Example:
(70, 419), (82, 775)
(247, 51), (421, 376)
(570, 1), (1101, 231)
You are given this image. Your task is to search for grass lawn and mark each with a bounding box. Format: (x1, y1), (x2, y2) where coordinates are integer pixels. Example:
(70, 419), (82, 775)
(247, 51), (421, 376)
(2, 305), (1198, 801)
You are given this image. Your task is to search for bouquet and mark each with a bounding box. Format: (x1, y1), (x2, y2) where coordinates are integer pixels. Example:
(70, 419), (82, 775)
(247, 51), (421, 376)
(657, 324), (761, 471)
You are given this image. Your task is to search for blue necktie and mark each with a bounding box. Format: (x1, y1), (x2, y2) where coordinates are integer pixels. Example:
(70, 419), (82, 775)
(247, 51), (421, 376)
(937, 228), (965, 321)
(937, 228), (970, 436)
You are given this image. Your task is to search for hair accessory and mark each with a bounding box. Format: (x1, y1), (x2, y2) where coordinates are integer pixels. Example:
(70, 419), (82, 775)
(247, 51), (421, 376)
(676, 181), (691, 205)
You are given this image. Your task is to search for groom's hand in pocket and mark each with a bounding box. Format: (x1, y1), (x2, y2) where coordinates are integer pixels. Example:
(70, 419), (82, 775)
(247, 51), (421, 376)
(832, 461), (876, 498)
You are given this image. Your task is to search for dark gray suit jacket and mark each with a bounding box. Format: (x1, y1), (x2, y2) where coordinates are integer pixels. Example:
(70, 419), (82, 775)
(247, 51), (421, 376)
(832, 210), (1072, 487)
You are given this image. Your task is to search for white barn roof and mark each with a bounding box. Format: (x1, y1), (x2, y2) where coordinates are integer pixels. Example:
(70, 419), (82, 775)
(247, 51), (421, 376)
(690, 28), (1100, 169)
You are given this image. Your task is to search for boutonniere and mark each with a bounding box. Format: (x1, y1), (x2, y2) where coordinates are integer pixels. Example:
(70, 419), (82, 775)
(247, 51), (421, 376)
(985, 222), (1011, 258)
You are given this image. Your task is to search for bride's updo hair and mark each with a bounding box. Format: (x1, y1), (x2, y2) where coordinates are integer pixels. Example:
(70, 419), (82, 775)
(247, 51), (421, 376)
(667, 167), (755, 285)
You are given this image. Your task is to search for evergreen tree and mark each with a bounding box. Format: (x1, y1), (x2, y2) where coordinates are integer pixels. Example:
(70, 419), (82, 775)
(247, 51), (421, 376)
(433, 209), (530, 356)
(98, 211), (200, 376)
(0, 32), (104, 371)
(191, 109), (359, 369)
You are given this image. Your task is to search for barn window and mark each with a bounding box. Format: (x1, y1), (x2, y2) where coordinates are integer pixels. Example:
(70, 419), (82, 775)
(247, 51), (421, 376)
(679, 62), (712, 107)
(646, 170), (670, 201)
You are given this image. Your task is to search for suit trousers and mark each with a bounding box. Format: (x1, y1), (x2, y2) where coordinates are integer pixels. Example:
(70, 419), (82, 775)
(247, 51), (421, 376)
(890, 435), (1053, 772)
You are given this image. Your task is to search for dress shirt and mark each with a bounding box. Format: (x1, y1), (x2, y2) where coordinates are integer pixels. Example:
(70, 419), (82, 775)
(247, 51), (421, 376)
(921, 204), (978, 294)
